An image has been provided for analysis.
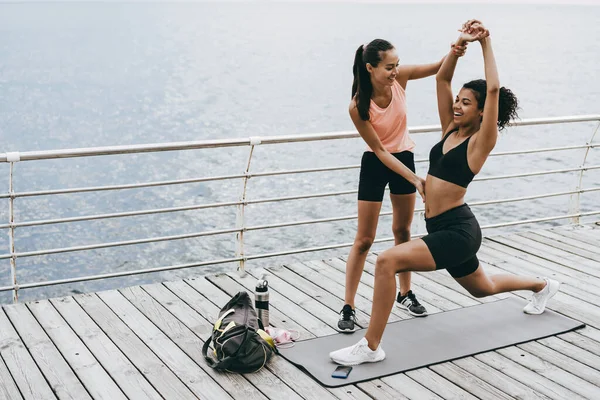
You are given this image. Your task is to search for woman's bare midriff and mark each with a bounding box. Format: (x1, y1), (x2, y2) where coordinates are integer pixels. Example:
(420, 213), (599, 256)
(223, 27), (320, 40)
(424, 175), (467, 218)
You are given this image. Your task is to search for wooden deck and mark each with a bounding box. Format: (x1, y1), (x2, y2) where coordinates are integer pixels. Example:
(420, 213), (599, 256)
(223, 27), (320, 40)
(2, 223), (600, 399)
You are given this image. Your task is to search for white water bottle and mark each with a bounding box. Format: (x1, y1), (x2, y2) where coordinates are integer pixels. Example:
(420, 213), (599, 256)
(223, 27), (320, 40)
(255, 275), (269, 328)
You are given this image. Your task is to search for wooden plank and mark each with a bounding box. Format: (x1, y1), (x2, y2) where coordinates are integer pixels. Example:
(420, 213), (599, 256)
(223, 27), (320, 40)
(488, 235), (600, 278)
(534, 229), (600, 255)
(124, 284), (281, 400)
(49, 296), (163, 400)
(356, 381), (409, 400)
(26, 300), (127, 400)
(175, 278), (340, 400)
(576, 324), (600, 343)
(475, 351), (585, 400)
(550, 227), (600, 247)
(381, 373), (443, 399)
(3, 304), (91, 400)
(72, 293), (198, 400)
(0, 353), (23, 400)
(406, 368), (478, 399)
(497, 346), (600, 399)
(428, 363), (514, 400)
(452, 357), (550, 400)
(558, 329), (600, 356)
(519, 231), (600, 262)
(521, 340), (600, 384)
(96, 289), (233, 400)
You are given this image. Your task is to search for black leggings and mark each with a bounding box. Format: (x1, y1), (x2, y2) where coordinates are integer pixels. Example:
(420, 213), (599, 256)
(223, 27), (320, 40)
(421, 204), (481, 278)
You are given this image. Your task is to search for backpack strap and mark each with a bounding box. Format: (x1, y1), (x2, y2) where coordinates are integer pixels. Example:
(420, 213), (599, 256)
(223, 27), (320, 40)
(202, 335), (219, 368)
(202, 328), (257, 370)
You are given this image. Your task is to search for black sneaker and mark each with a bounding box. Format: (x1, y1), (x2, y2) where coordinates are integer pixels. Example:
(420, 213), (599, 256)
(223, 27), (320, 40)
(337, 304), (358, 332)
(397, 290), (428, 317)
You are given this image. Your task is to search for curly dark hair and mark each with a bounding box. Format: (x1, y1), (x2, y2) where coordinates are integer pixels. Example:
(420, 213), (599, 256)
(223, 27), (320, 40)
(462, 79), (519, 130)
(351, 39), (395, 121)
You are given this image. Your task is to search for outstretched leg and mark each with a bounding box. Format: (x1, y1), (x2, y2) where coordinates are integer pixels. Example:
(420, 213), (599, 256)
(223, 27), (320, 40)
(454, 264), (560, 314)
(454, 265), (545, 297)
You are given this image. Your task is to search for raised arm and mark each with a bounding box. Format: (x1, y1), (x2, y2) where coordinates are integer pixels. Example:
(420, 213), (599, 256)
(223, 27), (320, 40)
(474, 36), (500, 155)
(349, 102), (426, 201)
(435, 40), (467, 135)
(396, 43), (466, 90)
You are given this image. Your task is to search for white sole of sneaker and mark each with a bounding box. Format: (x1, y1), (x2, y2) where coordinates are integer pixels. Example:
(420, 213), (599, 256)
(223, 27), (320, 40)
(396, 302), (428, 317)
(330, 353), (386, 366)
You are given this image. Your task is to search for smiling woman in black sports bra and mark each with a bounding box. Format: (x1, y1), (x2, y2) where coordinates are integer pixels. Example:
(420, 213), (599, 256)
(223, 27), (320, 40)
(330, 20), (562, 366)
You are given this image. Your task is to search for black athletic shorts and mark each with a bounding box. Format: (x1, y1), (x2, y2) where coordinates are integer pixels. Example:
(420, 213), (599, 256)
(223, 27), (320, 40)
(421, 203), (481, 278)
(358, 151), (416, 202)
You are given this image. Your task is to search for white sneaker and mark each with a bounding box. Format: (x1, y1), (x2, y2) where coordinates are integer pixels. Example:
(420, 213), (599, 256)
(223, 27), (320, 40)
(329, 337), (385, 366)
(523, 278), (560, 315)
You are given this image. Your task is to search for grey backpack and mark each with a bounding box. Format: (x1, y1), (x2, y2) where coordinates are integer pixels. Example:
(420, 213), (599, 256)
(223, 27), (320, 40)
(202, 291), (276, 373)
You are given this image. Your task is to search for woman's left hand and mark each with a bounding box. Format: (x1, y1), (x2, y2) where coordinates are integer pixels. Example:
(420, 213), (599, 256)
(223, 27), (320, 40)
(414, 177), (426, 203)
(451, 42), (468, 57)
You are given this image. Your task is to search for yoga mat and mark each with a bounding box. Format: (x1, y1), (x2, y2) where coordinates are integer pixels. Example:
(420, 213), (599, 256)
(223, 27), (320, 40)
(278, 297), (584, 387)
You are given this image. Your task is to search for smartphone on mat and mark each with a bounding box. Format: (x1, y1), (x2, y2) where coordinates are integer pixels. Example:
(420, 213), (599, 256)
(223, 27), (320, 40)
(332, 365), (352, 379)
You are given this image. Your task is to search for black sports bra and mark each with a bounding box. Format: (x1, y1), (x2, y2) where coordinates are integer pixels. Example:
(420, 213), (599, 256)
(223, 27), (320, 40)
(428, 128), (475, 188)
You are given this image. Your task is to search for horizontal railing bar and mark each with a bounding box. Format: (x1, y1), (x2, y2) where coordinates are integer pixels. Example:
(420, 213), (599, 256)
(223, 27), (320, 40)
(3, 185), (598, 259)
(0, 174), (249, 199)
(2, 143), (597, 201)
(1, 115), (598, 163)
(489, 144), (598, 157)
(246, 187), (600, 231)
(0, 256), (243, 292)
(0, 200), (244, 229)
(0, 227), (243, 259)
(5, 209), (599, 293)
(480, 210), (600, 229)
(4, 177), (600, 231)
(473, 165), (600, 182)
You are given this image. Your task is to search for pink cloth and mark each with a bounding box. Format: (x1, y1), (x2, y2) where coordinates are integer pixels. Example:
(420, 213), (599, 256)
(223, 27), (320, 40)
(366, 80), (415, 153)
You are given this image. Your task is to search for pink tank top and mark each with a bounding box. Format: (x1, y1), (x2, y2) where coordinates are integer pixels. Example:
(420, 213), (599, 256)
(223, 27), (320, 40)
(366, 80), (415, 153)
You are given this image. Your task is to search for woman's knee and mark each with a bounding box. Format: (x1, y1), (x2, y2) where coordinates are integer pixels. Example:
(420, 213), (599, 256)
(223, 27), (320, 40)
(392, 225), (411, 242)
(467, 282), (495, 298)
(375, 251), (403, 276)
(354, 236), (375, 254)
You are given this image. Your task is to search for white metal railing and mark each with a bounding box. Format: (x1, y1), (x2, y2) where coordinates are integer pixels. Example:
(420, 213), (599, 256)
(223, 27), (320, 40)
(1, 115), (599, 303)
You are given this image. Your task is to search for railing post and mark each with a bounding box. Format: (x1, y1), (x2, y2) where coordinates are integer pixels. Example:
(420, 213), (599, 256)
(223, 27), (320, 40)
(570, 120), (599, 224)
(7, 157), (19, 303)
(236, 138), (259, 274)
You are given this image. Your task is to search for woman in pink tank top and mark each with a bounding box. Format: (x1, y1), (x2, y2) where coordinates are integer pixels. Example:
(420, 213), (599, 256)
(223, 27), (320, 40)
(337, 38), (467, 332)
